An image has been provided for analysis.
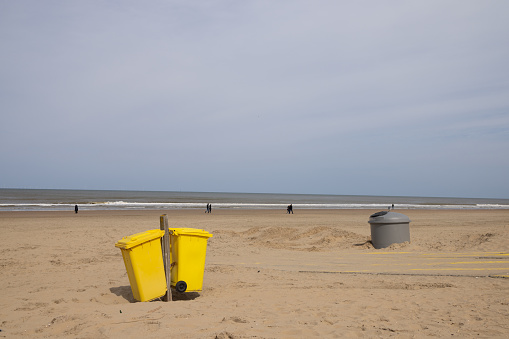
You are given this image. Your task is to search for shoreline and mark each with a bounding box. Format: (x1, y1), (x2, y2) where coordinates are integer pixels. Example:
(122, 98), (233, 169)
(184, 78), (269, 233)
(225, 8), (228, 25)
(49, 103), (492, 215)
(3, 204), (509, 212)
(2, 207), (509, 213)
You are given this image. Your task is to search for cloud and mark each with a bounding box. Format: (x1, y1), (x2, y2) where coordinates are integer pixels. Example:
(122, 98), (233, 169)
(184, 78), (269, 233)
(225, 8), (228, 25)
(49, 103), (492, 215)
(1, 1), (508, 197)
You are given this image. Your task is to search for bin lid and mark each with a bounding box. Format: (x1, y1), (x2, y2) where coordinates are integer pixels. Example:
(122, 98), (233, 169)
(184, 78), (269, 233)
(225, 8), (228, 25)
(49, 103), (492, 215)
(368, 211), (411, 224)
(115, 229), (165, 249)
(169, 228), (213, 238)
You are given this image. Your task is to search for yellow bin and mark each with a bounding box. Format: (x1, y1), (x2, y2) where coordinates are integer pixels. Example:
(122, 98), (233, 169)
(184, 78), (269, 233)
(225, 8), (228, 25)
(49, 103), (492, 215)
(169, 228), (213, 293)
(115, 229), (166, 302)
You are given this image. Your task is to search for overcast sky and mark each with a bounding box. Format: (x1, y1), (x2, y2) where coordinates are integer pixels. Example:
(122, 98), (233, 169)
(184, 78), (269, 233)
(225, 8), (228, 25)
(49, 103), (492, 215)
(1, 1), (508, 198)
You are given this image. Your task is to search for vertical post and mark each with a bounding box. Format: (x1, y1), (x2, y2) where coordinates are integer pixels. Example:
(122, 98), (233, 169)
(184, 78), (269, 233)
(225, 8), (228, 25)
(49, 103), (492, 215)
(160, 214), (172, 302)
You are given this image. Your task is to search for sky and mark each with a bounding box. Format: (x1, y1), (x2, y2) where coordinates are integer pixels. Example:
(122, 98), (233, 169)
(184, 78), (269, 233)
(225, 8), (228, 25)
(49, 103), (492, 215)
(1, 1), (508, 199)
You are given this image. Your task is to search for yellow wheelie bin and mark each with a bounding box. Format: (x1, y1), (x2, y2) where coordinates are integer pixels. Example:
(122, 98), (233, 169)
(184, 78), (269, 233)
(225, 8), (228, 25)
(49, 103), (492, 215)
(169, 228), (213, 293)
(115, 229), (166, 302)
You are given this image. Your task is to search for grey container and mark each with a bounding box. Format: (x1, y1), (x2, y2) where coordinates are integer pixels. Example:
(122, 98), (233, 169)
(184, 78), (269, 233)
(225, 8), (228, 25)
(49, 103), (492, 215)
(368, 211), (411, 249)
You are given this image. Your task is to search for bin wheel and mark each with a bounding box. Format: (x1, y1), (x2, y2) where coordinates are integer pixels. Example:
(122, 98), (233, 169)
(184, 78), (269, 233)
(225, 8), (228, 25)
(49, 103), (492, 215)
(175, 281), (187, 293)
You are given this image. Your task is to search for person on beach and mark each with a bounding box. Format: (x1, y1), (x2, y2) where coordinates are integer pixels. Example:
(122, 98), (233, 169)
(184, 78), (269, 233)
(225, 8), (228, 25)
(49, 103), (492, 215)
(74, 205), (78, 214)
(209, 204), (212, 213)
(287, 204), (293, 214)
(289, 204), (293, 214)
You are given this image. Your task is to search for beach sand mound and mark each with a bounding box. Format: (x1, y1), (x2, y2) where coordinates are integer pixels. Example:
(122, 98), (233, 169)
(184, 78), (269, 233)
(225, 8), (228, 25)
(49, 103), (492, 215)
(212, 226), (370, 252)
(215, 228), (504, 253)
(412, 231), (501, 252)
(239, 226), (370, 251)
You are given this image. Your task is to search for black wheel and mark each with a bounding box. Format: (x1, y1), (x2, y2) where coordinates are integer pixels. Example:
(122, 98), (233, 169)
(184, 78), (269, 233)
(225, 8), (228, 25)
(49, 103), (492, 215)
(175, 280), (187, 293)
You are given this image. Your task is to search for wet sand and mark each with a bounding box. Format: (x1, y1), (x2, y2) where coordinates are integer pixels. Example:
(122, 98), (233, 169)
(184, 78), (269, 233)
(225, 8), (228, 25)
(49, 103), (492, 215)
(1, 209), (508, 338)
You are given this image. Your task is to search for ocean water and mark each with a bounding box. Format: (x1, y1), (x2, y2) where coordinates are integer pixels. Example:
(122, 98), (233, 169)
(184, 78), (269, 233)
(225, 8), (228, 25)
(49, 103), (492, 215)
(0, 189), (508, 211)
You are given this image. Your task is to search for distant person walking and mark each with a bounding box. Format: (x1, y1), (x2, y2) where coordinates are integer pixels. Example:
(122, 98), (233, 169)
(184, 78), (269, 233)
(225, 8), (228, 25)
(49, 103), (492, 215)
(74, 205), (78, 214)
(206, 203), (212, 213)
(289, 204), (293, 214)
(287, 204), (293, 214)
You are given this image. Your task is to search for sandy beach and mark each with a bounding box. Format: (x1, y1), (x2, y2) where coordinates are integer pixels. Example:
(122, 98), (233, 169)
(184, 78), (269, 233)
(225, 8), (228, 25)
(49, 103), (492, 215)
(1, 209), (508, 338)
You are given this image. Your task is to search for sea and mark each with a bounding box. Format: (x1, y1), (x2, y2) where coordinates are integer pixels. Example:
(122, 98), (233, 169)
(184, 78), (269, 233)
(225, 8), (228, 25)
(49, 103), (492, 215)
(0, 189), (508, 212)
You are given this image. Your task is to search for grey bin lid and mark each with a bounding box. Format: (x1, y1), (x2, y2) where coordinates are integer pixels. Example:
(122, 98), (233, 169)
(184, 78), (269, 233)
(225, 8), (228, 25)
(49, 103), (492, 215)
(368, 211), (411, 224)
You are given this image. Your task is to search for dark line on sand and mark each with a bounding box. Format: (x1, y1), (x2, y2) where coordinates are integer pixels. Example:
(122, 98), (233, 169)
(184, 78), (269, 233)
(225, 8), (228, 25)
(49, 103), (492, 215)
(298, 270), (508, 279)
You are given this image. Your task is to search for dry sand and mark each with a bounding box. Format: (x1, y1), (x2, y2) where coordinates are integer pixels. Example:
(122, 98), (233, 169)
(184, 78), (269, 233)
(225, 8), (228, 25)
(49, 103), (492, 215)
(1, 209), (508, 338)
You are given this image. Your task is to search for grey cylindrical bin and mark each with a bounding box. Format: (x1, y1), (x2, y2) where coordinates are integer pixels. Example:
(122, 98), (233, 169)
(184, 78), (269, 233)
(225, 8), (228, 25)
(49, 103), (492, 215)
(368, 211), (411, 249)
